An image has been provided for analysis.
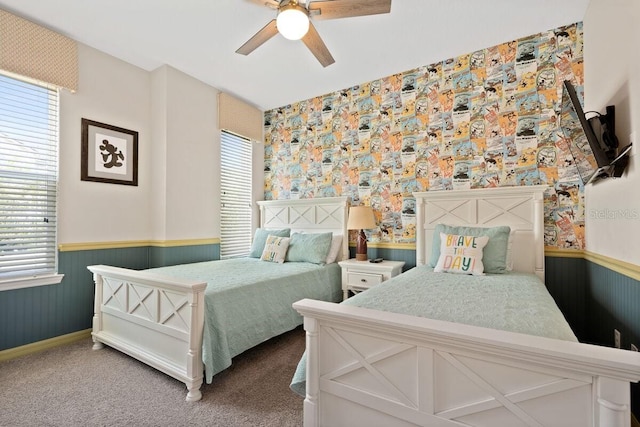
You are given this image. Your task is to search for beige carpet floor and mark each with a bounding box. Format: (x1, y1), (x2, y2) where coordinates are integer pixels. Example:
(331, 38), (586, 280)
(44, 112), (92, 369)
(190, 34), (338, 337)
(0, 327), (305, 427)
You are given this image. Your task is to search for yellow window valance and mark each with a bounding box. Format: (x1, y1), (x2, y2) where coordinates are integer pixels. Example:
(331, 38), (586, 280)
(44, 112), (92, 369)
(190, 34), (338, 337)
(0, 9), (78, 92)
(218, 92), (263, 142)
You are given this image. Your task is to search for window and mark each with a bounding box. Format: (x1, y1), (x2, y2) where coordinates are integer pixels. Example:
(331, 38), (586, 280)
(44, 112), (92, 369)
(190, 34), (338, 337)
(220, 130), (253, 259)
(0, 72), (62, 290)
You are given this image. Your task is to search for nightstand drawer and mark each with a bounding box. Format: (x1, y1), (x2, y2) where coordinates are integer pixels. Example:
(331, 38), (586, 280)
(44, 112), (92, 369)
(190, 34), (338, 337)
(347, 272), (383, 288)
(339, 259), (405, 301)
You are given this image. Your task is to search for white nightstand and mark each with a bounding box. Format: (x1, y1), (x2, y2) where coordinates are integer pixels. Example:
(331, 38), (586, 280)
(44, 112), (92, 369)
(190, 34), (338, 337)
(338, 259), (405, 300)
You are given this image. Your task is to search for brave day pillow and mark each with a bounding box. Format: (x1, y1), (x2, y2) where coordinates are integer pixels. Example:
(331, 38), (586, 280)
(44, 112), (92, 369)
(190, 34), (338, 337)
(433, 233), (490, 275)
(260, 235), (290, 263)
(429, 224), (511, 273)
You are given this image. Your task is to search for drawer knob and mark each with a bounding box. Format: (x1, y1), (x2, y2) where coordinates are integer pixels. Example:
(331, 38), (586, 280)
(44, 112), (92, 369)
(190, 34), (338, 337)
(360, 278), (367, 282)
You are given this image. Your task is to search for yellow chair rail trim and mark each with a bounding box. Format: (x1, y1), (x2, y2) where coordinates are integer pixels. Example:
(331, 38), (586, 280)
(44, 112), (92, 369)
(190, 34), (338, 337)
(58, 238), (220, 252)
(545, 247), (640, 280)
(148, 238), (220, 248)
(544, 248), (585, 258)
(59, 240), (639, 281)
(584, 251), (640, 282)
(355, 242), (416, 250)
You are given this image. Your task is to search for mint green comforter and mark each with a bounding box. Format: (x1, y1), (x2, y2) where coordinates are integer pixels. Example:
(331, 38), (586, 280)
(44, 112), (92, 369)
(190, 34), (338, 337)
(290, 265), (577, 396)
(149, 258), (342, 383)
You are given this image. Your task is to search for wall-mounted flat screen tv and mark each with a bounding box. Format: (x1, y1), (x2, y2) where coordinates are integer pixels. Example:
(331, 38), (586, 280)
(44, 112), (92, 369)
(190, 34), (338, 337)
(559, 80), (614, 184)
(559, 80), (634, 184)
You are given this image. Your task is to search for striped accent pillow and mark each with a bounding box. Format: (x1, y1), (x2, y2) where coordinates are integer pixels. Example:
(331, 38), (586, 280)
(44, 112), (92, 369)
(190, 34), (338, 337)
(260, 235), (291, 263)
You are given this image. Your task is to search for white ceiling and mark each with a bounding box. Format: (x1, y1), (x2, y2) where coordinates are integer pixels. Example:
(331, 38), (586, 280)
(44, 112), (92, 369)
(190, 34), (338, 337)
(0, 0), (591, 111)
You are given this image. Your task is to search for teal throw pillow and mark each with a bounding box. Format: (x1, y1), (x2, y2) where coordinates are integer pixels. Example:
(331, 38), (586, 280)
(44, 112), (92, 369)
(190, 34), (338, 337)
(249, 228), (290, 258)
(285, 232), (333, 264)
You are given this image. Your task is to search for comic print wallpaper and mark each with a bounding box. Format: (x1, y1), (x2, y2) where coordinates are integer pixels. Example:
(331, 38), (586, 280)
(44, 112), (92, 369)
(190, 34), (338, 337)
(264, 22), (586, 250)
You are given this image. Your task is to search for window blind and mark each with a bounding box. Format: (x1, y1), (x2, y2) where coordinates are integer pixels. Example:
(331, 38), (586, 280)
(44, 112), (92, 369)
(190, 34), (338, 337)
(220, 130), (252, 259)
(0, 72), (59, 281)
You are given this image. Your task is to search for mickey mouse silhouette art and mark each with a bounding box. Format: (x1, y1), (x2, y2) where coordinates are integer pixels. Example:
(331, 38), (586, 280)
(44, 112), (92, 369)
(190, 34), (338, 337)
(99, 139), (124, 168)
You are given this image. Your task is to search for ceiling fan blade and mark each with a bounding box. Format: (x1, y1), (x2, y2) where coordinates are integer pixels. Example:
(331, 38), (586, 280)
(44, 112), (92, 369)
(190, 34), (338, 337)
(302, 21), (335, 67)
(308, 0), (391, 20)
(236, 19), (279, 55)
(247, 0), (283, 9)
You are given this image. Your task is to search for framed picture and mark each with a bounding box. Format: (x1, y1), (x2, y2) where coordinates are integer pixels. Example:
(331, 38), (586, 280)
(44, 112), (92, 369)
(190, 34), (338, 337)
(81, 118), (138, 186)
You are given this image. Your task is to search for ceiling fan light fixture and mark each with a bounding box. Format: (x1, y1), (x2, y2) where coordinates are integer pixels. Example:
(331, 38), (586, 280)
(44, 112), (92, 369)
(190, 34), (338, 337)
(238, 0), (391, 67)
(276, 4), (309, 40)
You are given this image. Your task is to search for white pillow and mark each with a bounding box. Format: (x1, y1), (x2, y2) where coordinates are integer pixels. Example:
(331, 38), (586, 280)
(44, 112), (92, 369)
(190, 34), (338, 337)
(434, 233), (489, 275)
(506, 230), (516, 271)
(325, 234), (343, 264)
(260, 235), (290, 263)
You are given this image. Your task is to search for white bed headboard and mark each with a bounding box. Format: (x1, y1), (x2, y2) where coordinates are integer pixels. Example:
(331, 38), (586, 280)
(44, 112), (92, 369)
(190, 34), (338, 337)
(413, 186), (547, 281)
(256, 196), (349, 261)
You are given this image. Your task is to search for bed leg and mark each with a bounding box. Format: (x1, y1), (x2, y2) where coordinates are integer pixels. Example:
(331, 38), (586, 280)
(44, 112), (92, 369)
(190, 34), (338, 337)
(595, 377), (630, 426)
(303, 317), (319, 427)
(186, 384), (202, 402)
(91, 272), (104, 351)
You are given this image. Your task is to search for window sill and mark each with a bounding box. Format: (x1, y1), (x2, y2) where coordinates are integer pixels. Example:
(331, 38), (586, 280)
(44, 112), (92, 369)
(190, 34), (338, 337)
(0, 274), (64, 291)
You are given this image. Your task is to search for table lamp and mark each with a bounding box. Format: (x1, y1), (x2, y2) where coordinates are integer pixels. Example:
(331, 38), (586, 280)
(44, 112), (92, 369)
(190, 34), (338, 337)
(347, 206), (377, 261)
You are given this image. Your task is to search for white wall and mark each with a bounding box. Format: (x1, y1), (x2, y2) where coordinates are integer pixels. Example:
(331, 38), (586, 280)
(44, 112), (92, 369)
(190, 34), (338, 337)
(149, 65), (168, 241)
(583, 0), (640, 266)
(252, 138), (265, 231)
(58, 43), (263, 246)
(58, 44), (152, 244)
(159, 65), (220, 241)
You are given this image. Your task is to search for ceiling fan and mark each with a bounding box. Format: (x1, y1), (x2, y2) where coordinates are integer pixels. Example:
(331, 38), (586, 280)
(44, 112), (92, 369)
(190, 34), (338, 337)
(236, 0), (392, 67)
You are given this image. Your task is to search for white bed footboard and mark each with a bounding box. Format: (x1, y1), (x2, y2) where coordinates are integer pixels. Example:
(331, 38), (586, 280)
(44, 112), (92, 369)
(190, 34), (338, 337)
(293, 299), (640, 427)
(88, 265), (207, 402)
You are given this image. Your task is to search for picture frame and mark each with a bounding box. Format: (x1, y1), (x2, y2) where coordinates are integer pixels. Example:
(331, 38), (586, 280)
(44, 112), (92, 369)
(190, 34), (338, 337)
(81, 118), (138, 186)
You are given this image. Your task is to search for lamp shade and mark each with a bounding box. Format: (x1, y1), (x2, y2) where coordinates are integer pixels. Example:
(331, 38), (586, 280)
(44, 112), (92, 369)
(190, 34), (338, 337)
(347, 206), (376, 230)
(276, 4), (309, 40)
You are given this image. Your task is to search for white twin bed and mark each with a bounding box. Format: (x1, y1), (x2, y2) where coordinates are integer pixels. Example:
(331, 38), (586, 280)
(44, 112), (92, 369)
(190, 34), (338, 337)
(87, 187), (639, 425)
(291, 186), (640, 427)
(87, 196), (349, 401)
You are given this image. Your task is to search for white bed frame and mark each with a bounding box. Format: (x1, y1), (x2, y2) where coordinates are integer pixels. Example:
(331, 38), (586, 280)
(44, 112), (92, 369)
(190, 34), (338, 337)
(88, 196), (348, 402)
(293, 187), (640, 427)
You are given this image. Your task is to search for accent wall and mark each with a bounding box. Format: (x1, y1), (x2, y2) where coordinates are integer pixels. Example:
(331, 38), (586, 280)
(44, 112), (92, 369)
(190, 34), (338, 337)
(264, 22), (586, 251)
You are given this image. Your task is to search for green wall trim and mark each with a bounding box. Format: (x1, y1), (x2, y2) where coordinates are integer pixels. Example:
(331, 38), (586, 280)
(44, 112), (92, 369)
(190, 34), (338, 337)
(350, 247), (417, 270)
(584, 259), (640, 416)
(3, 244), (637, 415)
(0, 243), (220, 351)
(585, 261), (639, 348)
(148, 244), (220, 268)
